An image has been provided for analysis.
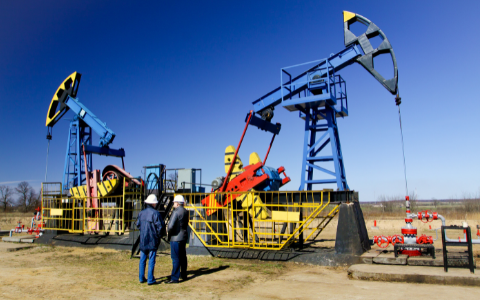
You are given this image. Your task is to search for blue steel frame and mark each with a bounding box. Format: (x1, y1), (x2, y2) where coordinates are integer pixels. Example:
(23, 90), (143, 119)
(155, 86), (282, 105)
(252, 45), (361, 113)
(61, 96), (125, 192)
(279, 56), (350, 191)
(299, 106), (348, 191)
(64, 96), (116, 147)
(63, 117), (92, 191)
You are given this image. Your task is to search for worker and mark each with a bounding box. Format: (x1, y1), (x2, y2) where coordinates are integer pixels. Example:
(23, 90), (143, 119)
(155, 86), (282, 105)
(166, 195), (189, 284)
(136, 194), (165, 285)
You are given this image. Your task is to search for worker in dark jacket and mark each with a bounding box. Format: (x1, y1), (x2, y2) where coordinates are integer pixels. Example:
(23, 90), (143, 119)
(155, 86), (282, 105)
(136, 194), (165, 285)
(166, 195), (189, 284)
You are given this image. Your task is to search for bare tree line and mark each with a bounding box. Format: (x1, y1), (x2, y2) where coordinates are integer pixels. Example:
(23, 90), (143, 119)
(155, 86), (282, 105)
(0, 181), (41, 212)
(364, 193), (480, 220)
(377, 192), (418, 213)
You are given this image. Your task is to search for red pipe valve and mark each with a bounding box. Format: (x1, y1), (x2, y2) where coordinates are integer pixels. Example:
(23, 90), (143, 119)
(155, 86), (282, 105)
(391, 234), (404, 245)
(418, 210), (434, 223)
(374, 235), (390, 248)
(416, 234), (433, 244)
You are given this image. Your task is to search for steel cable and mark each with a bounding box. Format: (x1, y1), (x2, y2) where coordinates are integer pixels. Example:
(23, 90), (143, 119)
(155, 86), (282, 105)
(397, 100), (408, 196)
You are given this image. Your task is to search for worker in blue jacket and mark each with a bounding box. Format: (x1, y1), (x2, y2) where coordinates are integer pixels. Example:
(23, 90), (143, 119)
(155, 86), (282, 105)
(136, 194), (165, 285)
(166, 195), (189, 284)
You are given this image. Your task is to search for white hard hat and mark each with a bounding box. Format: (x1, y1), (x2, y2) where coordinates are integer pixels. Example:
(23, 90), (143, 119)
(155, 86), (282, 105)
(145, 194), (158, 205)
(173, 195), (185, 204)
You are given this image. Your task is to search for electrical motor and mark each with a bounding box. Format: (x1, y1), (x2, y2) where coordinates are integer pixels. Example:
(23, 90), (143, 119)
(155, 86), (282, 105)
(211, 177), (225, 191)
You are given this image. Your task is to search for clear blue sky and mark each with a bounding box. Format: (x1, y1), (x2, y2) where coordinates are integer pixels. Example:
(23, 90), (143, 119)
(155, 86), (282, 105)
(1, 0), (479, 201)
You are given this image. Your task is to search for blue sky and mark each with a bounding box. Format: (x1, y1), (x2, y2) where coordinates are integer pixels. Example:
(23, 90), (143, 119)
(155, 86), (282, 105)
(1, 0), (479, 201)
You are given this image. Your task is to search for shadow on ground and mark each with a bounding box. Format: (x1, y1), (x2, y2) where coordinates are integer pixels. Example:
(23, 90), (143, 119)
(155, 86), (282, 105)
(156, 265), (230, 283)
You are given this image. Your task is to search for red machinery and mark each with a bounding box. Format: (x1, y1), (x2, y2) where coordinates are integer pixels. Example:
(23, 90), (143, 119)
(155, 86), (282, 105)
(201, 111), (290, 216)
(373, 196), (441, 256)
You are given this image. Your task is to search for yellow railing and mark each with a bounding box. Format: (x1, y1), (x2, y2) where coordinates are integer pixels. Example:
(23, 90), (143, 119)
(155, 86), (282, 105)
(41, 178), (143, 234)
(182, 190), (340, 250)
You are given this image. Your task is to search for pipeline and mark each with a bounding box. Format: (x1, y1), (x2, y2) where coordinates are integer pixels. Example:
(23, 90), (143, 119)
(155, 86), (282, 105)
(374, 197), (480, 253)
(416, 212), (480, 244)
(9, 208), (45, 238)
(373, 196), (437, 255)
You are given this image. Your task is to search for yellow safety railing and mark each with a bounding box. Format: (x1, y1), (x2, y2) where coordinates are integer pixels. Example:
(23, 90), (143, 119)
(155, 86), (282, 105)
(182, 189), (340, 250)
(42, 178), (143, 234)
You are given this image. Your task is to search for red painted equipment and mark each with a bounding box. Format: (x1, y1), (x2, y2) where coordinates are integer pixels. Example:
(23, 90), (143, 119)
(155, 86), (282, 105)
(201, 111), (291, 216)
(373, 196), (438, 256)
(14, 221), (24, 233)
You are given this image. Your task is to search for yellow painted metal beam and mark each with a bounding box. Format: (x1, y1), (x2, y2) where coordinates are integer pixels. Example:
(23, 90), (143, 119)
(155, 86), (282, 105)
(183, 189), (341, 251)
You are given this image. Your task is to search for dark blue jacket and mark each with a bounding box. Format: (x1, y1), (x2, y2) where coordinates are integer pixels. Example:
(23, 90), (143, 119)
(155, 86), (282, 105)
(135, 206), (165, 252)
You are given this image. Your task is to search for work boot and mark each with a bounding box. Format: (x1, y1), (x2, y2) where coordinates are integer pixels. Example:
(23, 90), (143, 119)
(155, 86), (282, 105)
(165, 280), (179, 284)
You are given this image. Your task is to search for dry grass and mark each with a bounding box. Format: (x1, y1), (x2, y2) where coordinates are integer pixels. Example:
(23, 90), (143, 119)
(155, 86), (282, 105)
(10, 245), (287, 297)
(361, 201), (480, 221)
(0, 211), (35, 232)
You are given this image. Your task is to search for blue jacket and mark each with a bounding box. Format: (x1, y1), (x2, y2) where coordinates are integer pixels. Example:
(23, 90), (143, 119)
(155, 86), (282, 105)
(135, 206), (165, 252)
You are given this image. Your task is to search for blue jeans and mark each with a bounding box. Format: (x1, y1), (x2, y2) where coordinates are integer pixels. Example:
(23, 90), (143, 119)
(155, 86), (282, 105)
(139, 250), (157, 284)
(170, 241), (187, 281)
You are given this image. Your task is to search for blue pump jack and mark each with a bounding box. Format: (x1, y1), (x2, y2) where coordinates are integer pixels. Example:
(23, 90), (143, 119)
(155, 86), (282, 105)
(250, 11), (399, 191)
(45, 72), (125, 191)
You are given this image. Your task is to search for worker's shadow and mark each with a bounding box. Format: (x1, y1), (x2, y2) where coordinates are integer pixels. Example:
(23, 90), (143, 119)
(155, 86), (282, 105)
(185, 265), (229, 280)
(158, 265), (229, 283)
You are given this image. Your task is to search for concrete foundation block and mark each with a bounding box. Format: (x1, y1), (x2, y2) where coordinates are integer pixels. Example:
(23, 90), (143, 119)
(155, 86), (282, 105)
(408, 256), (444, 267)
(2, 236), (32, 243)
(373, 253), (408, 265)
(0, 241), (35, 252)
(335, 202), (370, 255)
(360, 250), (382, 264)
(20, 238), (35, 243)
(348, 264), (480, 287)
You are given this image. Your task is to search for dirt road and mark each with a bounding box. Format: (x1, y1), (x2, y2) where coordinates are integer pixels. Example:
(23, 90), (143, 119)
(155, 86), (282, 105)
(1, 244), (479, 299)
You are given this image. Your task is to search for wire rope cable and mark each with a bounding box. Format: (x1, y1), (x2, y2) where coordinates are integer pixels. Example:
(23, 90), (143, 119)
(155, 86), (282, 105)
(396, 93), (408, 196)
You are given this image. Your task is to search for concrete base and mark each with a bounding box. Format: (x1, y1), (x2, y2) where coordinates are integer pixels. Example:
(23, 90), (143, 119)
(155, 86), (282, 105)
(408, 256), (444, 267)
(360, 250), (383, 264)
(2, 236), (35, 243)
(187, 245), (363, 266)
(360, 250), (476, 268)
(36, 233), (170, 252)
(0, 242), (35, 252)
(348, 264), (480, 286)
(335, 202), (370, 255)
(373, 253), (408, 265)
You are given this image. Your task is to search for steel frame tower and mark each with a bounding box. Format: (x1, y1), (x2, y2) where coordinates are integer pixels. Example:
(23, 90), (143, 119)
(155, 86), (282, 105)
(299, 105), (348, 191)
(279, 58), (350, 191)
(63, 117), (92, 191)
